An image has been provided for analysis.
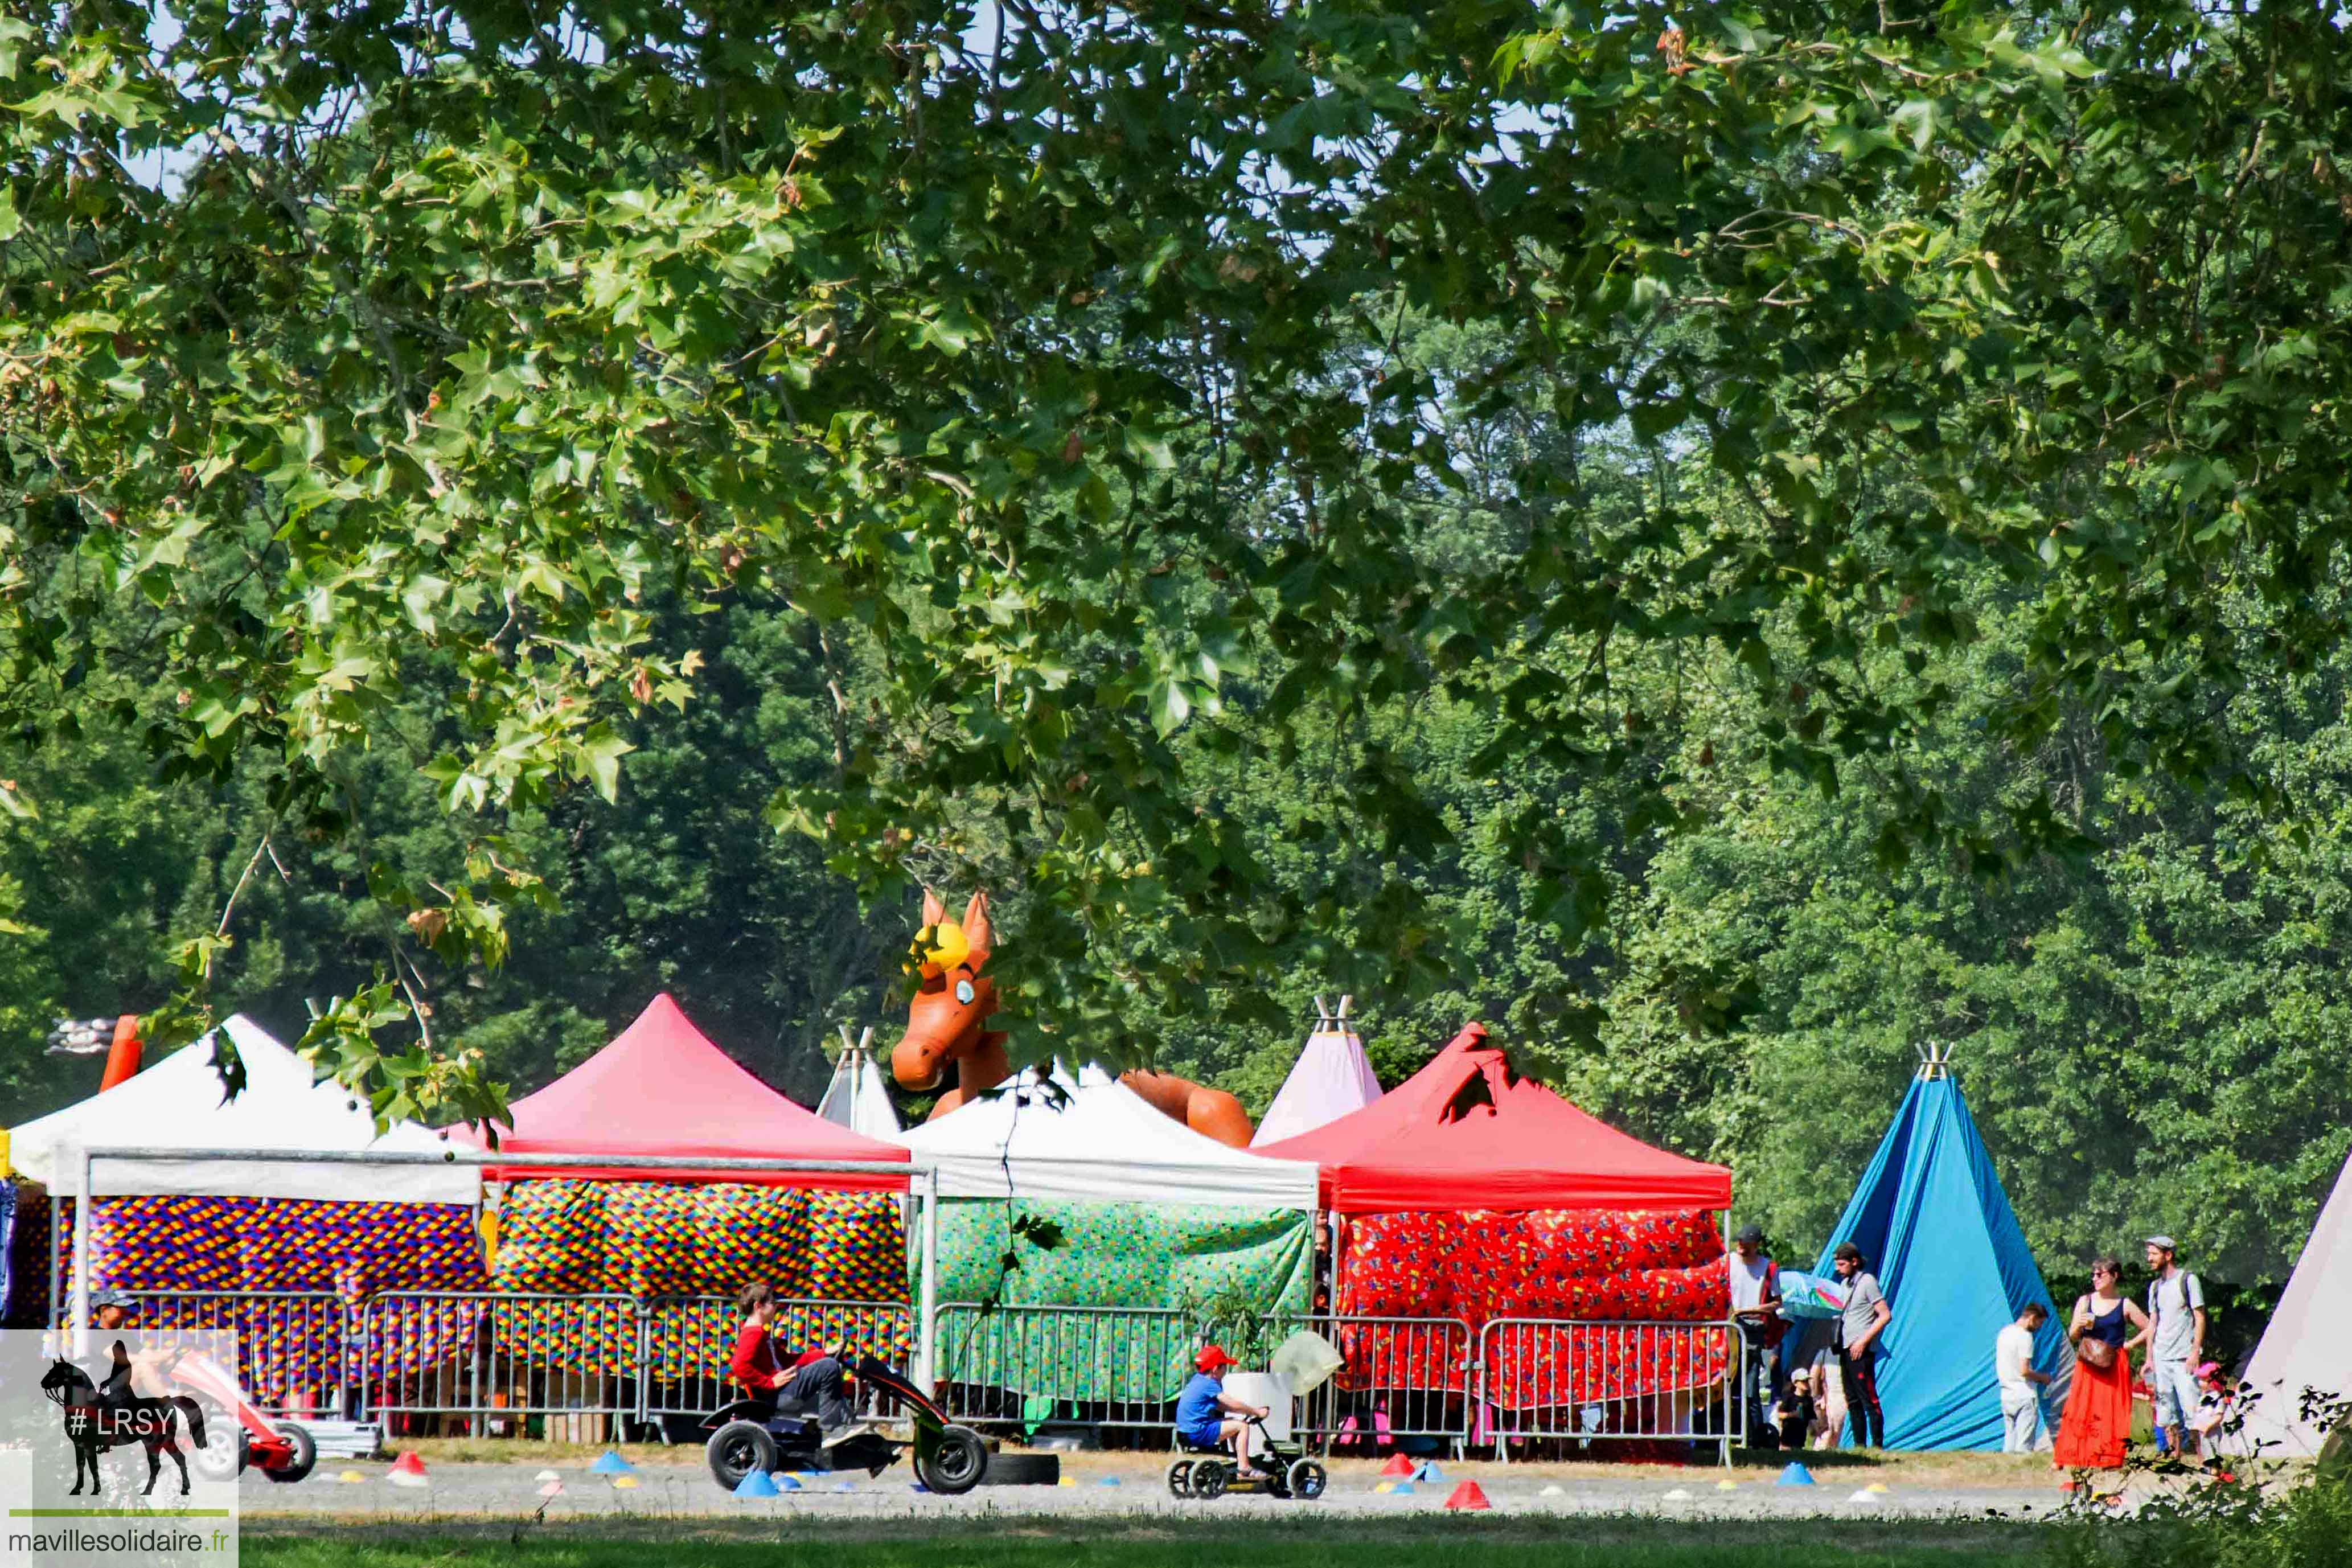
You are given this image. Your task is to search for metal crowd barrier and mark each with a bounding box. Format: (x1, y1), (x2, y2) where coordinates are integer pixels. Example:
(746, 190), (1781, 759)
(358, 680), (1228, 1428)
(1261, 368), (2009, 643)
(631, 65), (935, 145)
(1265, 1313), (1475, 1452)
(931, 1303), (1218, 1431)
(77, 1286), (1743, 1458)
(1476, 1317), (1743, 1460)
(359, 1291), (641, 1439)
(87, 1288), (352, 1419)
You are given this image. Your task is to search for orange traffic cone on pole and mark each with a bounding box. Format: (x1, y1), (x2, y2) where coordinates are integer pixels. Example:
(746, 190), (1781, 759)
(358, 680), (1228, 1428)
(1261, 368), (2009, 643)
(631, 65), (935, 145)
(1445, 1480), (1492, 1512)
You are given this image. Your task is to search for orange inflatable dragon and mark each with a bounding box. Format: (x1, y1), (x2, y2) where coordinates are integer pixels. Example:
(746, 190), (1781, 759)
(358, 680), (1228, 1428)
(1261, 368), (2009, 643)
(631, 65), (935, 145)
(890, 890), (1255, 1147)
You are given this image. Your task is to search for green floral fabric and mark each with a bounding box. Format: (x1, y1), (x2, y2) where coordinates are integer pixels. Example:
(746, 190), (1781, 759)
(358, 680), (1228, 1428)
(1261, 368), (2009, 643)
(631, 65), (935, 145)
(927, 1198), (1310, 1406)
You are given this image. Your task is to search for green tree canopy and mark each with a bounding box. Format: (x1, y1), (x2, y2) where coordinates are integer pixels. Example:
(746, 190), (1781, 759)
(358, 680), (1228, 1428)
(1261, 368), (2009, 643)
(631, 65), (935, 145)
(5, 0), (2351, 1182)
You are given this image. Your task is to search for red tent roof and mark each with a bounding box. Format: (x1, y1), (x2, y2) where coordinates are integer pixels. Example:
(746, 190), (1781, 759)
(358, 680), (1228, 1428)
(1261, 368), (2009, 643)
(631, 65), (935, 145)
(477, 994), (910, 1191)
(1255, 1023), (1731, 1213)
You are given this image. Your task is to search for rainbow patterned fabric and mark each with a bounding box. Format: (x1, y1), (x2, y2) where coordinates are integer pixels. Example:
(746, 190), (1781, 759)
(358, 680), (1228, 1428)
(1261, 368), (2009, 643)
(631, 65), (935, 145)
(489, 1181), (911, 1378)
(1337, 1208), (1732, 1409)
(47, 1194), (486, 1404)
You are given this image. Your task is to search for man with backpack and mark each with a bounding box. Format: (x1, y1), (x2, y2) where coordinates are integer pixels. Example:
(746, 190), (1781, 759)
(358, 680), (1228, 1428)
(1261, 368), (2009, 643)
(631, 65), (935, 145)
(2144, 1235), (2207, 1459)
(1728, 1224), (1785, 1447)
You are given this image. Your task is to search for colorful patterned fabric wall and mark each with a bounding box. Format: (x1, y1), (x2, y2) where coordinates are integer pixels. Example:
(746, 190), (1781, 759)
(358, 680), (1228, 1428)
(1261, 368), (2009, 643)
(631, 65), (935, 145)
(1337, 1208), (1731, 1409)
(44, 1194), (487, 1406)
(488, 1180), (910, 1380)
(927, 1200), (1312, 1409)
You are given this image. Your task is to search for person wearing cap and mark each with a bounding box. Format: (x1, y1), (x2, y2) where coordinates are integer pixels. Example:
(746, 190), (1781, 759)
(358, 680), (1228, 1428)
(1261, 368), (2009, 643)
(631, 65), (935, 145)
(1175, 1345), (1272, 1479)
(1832, 1242), (1891, 1449)
(1727, 1224), (1785, 1448)
(2142, 1235), (2206, 1459)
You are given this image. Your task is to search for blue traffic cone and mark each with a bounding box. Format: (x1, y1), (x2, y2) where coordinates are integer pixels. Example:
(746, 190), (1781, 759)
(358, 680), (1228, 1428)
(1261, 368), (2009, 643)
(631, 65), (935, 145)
(590, 1451), (635, 1476)
(1778, 1461), (1816, 1487)
(773, 1473), (803, 1492)
(1417, 1461), (1446, 1482)
(734, 1470), (779, 1499)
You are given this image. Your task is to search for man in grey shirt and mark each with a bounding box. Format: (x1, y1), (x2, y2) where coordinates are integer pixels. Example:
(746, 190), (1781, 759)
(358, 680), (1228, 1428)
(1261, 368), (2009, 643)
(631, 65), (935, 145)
(2144, 1234), (2206, 1458)
(1832, 1242), (1891, 1448)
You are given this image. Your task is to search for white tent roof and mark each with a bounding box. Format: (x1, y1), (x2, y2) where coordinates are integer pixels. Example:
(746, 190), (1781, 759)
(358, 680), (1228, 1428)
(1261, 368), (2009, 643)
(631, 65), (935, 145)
(901, 1065), (1318, 1209)
(9, 1015), (477, 1204)
(816, 1049), (902, 1141)
(1250, 1017), (1382, 1148)
(2240, 1148), (2352, 1456)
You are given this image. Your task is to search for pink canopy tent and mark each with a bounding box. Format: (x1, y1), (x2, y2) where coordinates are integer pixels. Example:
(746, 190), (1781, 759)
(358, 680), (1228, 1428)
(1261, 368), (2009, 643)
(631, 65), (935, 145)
(1251, 999), (1383, 1148)
(472, 993), (912, 1192)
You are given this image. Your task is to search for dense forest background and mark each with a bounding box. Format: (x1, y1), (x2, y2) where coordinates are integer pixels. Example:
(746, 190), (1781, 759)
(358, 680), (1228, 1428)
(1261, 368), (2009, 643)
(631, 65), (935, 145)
(7, 318), (2347, 1357)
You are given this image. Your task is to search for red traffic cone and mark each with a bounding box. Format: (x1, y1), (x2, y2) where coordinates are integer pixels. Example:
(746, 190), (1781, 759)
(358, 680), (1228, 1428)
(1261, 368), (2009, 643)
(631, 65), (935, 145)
(387, 1451), (428, 1487)
(1445, 1480), (1492, 1512)
(1381, 1454), (1417, 1477)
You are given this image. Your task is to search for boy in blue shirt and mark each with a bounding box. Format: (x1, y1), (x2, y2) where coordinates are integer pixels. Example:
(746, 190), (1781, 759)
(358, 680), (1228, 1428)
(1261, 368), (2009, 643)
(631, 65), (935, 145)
(1175, 1344), (1273, 1479)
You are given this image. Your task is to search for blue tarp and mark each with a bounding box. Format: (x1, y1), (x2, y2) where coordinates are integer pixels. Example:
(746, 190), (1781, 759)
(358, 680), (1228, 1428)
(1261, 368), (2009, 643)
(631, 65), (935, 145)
(1805, 1070), (2073, 1451)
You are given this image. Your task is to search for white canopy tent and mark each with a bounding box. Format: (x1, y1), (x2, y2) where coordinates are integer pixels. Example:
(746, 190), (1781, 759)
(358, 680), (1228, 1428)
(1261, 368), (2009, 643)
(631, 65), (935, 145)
(2239, 1147), (2352, 1456)
(902, 1065), (1318, 1209)
(9, 1014), (477, 1204)
(816, 1028), (903, 1141)
(1250, 996), (1383, 1148)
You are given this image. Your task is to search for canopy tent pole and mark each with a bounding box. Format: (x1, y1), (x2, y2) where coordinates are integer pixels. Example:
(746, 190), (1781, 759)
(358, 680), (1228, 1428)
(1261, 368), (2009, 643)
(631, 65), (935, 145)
(1720, 1205), (1734, 1468)
(69, 1140), (91, 1358)
(47, 1191), (61, 1332)
(917, 1164), (941, 1395)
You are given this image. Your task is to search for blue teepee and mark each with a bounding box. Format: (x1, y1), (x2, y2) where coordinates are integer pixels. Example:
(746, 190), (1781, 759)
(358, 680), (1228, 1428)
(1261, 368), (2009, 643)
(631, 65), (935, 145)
(1808, 1046), (2071, 1450)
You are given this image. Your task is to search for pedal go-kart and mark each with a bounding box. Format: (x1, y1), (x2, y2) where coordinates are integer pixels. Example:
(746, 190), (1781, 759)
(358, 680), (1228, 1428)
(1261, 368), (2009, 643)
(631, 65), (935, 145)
(166, 1349), (319, 1485)
(703, 1353), (987, 1495)
(1167, 1415), (1326, 1501)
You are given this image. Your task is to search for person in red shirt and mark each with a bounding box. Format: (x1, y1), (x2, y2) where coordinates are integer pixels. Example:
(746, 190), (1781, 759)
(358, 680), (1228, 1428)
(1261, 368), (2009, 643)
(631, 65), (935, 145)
(729, 1281), (867, 1447)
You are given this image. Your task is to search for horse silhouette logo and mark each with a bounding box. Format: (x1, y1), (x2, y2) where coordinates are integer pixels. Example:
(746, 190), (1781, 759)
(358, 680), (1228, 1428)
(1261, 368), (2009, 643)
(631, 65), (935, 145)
(38, 1343), (210, 1496)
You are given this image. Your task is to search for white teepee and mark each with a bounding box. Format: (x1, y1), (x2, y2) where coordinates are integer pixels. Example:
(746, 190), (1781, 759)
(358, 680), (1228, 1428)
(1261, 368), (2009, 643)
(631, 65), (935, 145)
(1250, 995), (1383, 1148)
(815, 1025), (902, 1140)
(2240, 1148), (2352, 1456)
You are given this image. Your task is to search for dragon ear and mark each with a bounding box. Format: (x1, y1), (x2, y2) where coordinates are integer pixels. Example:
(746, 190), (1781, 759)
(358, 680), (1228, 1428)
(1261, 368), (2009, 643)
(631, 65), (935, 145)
(963, 891), (992, 959)
(922, 886), (946, 926)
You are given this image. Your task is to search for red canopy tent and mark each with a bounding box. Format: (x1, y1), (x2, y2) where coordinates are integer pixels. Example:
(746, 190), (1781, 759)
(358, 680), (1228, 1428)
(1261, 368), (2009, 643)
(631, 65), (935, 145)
(457, 997), (920, 1383)
(476, 993), (912, 1192)
(1256, 1022), (1730, 1212)
(1259, 1023), (1734, 1419)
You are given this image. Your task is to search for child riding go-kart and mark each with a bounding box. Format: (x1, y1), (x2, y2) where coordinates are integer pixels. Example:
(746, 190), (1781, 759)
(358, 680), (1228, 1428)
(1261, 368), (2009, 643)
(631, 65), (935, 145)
(1168, 1414), (1326, 1500)
(701, 1352), (987, 1494)
(86, 1291), (319, 1485)
(705, 1283), (987, 1495)
(1164, 1344), (1325, 1501)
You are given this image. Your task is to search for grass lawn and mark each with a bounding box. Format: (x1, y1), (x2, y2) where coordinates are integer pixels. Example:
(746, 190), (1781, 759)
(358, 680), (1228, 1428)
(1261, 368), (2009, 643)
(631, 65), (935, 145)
(244, 1517), (2051, 1568)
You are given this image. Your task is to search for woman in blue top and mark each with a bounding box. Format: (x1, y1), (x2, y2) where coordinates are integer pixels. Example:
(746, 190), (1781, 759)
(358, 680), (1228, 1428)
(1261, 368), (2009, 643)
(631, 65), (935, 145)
(2052, 1255), (2149, 1475)
(1175, 1345), (1273, 1479)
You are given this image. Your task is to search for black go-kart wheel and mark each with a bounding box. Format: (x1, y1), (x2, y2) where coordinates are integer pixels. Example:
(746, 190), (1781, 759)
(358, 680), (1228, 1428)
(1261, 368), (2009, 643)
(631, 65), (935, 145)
(1165, 1458), (1193, 1498)
(707, 1420), (780, 1491)
(1191, 1460), (1229, 1500)
(917, 1423), (988, 1496)
(264, 1422), (318, 1484)
(1286, 1458), (1328, 1500)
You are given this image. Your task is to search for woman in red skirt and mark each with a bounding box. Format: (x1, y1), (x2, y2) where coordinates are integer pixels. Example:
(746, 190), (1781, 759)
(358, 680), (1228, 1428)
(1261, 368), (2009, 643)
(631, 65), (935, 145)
(2053, 1256), (2149, 1472)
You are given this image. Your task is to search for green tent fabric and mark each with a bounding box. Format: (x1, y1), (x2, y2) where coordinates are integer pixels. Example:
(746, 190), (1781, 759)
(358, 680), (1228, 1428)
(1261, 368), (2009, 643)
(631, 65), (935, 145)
(929, 1198), (1311, 1407)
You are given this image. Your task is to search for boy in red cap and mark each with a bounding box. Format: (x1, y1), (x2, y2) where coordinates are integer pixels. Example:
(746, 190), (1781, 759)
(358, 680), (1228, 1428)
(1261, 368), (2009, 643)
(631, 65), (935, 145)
(1176, 1344), (1272, 1479)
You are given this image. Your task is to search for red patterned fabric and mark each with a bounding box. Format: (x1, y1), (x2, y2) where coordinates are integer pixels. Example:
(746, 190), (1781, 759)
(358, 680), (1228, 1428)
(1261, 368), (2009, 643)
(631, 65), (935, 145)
(1336, 1208), (1731, 1409)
